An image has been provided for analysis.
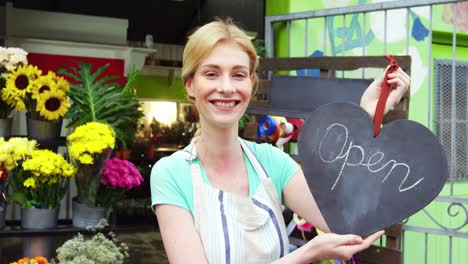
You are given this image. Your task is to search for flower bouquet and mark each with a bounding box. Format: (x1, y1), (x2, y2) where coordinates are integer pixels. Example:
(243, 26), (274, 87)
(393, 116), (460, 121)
(1, 55), (71, 121)
(97, 157), (144, 211)
(0, 47), (28, 119)
(10, 256), (49, 264)
(67, 121), (116, 208)
(7, 149), (75, 209)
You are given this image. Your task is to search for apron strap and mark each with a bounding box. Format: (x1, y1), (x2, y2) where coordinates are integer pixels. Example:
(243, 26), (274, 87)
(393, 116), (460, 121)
(238, 138), (269, 180)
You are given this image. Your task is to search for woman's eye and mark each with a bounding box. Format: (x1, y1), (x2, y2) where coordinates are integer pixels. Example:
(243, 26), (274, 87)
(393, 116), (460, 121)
(233, 73), (247, 79)
(205, 72), (217, 78)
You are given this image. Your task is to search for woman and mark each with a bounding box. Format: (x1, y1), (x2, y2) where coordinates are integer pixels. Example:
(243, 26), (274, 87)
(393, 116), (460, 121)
(151, 19), (410, 263)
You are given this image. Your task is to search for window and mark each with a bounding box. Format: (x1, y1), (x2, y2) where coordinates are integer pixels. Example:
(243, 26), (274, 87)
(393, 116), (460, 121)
(434, 60), (468, 180)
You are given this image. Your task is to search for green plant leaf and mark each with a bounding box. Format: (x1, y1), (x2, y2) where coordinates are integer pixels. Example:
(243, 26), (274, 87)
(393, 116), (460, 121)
(8, 191), (30, 208)
(59, 62), (144, 148)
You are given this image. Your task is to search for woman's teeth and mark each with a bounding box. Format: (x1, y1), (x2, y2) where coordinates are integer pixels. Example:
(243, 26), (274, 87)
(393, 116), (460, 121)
(214, 101), (236, 108)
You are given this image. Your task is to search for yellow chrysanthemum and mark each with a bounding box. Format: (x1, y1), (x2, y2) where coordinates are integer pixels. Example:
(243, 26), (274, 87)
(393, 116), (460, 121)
(67, 122), (116, 164)
(31, 75), (56, 100)
(23, 177), (36, 188)
(0, 137), (36, 170)
(22, 149), (75, 181)
(35, 89), (70, 121)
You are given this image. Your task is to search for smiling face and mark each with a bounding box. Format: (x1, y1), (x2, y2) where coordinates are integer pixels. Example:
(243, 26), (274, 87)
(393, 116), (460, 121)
(185, 41), (253, 129)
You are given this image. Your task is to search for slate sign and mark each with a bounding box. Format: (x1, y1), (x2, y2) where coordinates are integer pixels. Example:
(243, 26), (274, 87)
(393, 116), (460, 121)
(298, 102), (448, 236)
(270, 75), (370, 112)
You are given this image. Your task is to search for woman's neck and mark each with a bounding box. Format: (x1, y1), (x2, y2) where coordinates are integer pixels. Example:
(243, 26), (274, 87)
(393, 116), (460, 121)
(195, 122), (242, 166)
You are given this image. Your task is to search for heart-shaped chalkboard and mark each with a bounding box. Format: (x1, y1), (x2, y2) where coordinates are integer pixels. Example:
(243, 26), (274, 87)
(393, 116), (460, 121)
(298, 102), (448, 236)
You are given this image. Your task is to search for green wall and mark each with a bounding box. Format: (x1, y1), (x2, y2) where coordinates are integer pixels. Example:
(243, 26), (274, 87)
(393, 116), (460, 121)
(135, 75), (186, 100)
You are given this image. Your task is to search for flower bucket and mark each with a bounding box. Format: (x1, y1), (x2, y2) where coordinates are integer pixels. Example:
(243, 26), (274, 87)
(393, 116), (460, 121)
(26, 116), (62, 141)
(72, 198), (107, 229)
(0, 118), (12, 137)
(0, 204), (6, 229)
(21, 207), (59, 229)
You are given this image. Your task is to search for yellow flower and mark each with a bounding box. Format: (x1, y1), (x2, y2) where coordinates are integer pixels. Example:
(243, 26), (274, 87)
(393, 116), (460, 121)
(55, 77), (70, 92)
(22, 149), (75, 180)
(31, 75), (56, 100)
(3, 64), (41, 98)
(0, 137), (36, 170)
(1, 90), (25, 111)
(1, 64), (42, 111)
(67, 122), (115, 164)
(23, 177), (36, 188)
(78, 154), (93, 164)
(36, 89), (70, 120)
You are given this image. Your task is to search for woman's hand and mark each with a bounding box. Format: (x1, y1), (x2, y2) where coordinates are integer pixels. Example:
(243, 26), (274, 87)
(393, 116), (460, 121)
(360, 67), (410, 119)
(300, 230), (384, 262)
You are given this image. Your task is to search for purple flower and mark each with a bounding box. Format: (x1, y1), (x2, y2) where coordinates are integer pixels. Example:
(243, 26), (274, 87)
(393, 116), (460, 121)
(101, 158), (144, 189)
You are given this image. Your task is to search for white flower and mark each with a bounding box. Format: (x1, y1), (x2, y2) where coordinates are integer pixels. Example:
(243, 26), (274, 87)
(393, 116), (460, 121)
(6, 47), (28, 57)
(0, 47), (9, 64)
(9, 53), (28, 65)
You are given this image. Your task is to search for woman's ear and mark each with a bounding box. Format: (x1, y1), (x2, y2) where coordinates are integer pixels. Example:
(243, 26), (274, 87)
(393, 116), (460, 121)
(185, 78), (195, 98)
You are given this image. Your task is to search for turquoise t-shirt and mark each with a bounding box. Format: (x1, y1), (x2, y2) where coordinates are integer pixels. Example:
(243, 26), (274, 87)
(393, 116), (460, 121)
(150, 140), (299, 213)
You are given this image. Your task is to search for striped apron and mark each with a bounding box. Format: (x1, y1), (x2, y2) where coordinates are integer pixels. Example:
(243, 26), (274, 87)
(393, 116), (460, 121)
(180, 138), (289, 263)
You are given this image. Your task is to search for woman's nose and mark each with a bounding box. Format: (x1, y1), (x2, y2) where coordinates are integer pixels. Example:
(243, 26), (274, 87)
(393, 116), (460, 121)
(217, 75), (236, 93)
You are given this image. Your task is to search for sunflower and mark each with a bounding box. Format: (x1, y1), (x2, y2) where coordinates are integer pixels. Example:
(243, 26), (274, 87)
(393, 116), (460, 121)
(3, 64), (42, 99)
(36, 89), (70, 120)
(1, 91), (25, 111)
(31, 75), (56, 100)
(55, 77), (70, 92)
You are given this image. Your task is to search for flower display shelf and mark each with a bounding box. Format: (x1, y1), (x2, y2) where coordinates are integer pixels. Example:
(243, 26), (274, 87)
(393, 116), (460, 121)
(0, 219), (157, 238)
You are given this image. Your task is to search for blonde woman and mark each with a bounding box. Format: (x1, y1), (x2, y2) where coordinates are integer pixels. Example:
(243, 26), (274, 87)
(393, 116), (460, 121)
(151, 19), (410, 263)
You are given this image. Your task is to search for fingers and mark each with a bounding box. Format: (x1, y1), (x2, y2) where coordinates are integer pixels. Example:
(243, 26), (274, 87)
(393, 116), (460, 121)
(337, 231), (384, 259)
(385, 68), (410, 112)
(363, 230), (385, 245)
(337, 234), (363, 246)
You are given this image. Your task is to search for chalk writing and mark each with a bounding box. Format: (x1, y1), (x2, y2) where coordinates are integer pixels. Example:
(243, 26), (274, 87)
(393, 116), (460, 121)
(318, 123), (424, 192)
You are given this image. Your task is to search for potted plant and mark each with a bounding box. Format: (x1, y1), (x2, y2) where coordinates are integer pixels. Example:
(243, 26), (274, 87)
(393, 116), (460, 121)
(1, 49), (71, 140)
(67, 121), (116, 228)
(10, 256), (49, 264)
(53, 219), (129, 263)
(6, 146), (75, 229)
(57, 62), (143, 151)
(0, 47), (28, 137)
(97, 157), (144, 215)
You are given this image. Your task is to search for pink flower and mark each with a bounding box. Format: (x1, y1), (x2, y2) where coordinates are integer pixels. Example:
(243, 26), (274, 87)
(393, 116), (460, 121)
(101, 158), (143, 189)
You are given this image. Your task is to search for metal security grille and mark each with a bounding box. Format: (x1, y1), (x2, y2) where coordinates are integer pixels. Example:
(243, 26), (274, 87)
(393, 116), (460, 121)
(434, 60), (468, 180)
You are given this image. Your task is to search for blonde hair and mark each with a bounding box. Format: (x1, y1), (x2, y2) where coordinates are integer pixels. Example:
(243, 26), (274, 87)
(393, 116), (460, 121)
(182, 18), (259, 90)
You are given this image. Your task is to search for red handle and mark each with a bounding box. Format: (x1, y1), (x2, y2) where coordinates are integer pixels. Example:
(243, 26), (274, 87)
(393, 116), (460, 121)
(373, 55), (399, 137)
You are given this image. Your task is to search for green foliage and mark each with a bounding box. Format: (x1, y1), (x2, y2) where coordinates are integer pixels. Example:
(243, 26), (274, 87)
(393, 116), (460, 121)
(57, 62), (144, 149)
(238, 113), (251, 133)
(252, 38), (265, 57)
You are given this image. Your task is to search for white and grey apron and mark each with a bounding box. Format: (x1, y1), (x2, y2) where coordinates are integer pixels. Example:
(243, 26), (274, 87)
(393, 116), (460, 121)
(179, 138), (289, 263)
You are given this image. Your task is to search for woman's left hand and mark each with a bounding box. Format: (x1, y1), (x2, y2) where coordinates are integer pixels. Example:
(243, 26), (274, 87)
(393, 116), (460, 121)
(360, 67), (410, 119)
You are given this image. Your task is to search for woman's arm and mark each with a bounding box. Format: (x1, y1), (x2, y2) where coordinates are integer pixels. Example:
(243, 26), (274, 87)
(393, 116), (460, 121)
(281, 169), (383, 263)
(155, 204), (208, 264)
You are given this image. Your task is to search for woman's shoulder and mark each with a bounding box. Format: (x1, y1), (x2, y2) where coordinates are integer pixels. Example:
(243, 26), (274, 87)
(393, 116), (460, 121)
(242, 138), (283, 156)
(152, 148), (192, 176)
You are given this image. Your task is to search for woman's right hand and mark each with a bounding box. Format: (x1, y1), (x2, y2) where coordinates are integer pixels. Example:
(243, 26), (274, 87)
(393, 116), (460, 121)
(302, 230), (384, 262)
